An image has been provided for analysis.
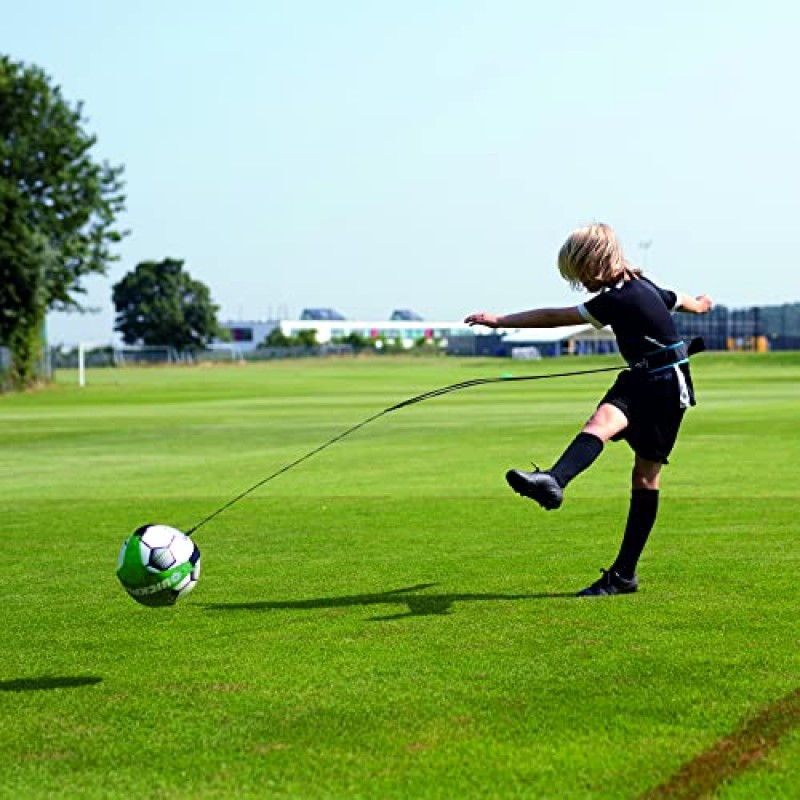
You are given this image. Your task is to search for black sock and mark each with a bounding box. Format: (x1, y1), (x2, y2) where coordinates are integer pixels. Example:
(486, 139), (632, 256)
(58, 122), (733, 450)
(612, 489), (659, 579)
(549, 432), (604, 488)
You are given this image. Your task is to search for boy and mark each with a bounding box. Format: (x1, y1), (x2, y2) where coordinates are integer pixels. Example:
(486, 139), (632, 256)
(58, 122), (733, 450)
(464, 223), (712, 596)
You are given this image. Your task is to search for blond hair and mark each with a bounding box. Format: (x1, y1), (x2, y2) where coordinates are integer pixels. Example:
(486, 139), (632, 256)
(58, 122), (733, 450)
(558, 223), (641, 292)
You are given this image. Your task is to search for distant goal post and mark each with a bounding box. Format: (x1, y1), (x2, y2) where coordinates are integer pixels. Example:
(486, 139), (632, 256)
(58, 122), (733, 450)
(77, 342), (113, 387)
(112, 345), (179, 366)
(112, 344), (245, 365)
(78, 344), (177, 386)
(76, 343), (244, 386)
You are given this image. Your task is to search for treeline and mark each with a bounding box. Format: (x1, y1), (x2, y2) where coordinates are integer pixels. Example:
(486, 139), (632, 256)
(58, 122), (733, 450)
(1, 56), (222, 391)
(1, 55), (125, 387)
(258, 328), (440, 353)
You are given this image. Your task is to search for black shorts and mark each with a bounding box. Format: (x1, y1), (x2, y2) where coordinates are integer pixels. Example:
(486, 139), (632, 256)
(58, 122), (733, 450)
(599, 366), (694, 463)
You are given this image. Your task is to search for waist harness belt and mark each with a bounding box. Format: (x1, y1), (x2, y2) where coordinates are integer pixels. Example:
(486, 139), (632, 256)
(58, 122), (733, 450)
(630, 337), (704, 374)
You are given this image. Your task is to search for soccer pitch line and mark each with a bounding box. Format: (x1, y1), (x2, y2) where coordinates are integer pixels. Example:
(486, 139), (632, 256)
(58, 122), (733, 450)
(642, 686), (800, 798)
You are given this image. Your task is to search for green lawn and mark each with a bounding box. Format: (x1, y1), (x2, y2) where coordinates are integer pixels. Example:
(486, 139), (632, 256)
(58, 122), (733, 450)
(1, 353), (798, 799)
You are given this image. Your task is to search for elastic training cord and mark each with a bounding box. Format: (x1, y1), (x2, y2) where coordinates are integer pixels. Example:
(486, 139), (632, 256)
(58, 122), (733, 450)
(185, 408), (390, 535)
(185, 362), (623, 536)
(385, 364), (623, 412)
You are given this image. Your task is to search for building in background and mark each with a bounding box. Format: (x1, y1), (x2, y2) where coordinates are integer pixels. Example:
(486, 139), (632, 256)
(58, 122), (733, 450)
(218, 302), (800, 356)
(219, 316), (619, 356)
(224, 320), (278, 348)
(390, 309), (425, 321)
(219, 316), (473, 352)
(300, 308), (347, 321)
(447, 325), (618, 358)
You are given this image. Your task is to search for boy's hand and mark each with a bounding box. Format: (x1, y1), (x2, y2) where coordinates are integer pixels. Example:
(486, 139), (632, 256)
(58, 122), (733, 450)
(678, 294), (714, 314)
(695, 294), (713, 313)
(464, 312), (501, 328)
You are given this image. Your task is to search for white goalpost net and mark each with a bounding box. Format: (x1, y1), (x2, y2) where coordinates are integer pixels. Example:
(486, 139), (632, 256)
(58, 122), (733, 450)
(77, 344), (178, 386)
(202, 343), (245, 363)
(112, 346), (179, 366)
(76, 343), (244, 386)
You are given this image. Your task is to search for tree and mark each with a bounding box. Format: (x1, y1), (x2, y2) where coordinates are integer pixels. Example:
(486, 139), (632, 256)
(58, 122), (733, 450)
(0, 55), (126, 386)
(294, 329), (318, 348)
(339, 331), (369, 352)
(112, 259), (220, 350)
(0, 189), (49, 385)
(259, 327), (291, 348)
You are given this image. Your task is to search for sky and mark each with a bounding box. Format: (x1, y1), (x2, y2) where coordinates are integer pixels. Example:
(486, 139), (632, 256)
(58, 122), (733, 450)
(3, 0), (800, 345)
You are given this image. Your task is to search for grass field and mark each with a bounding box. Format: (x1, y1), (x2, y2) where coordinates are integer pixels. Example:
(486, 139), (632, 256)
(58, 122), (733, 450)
(1, 352), (798, 799)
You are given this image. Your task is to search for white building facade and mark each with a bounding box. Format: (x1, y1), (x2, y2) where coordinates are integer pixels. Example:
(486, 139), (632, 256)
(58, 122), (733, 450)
(219, 318), (618, 356)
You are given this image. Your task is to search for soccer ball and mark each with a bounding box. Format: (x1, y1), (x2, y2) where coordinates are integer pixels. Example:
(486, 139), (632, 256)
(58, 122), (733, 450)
(116, 524), (201, 607)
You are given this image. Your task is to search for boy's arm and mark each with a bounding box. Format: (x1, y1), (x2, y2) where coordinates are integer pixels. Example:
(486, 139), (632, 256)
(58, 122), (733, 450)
(675, 293), (713, 314)
(464, 306), (585, 329)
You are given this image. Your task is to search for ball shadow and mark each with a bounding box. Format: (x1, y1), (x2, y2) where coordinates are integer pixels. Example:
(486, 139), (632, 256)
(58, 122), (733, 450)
(0, 676), (103, 692)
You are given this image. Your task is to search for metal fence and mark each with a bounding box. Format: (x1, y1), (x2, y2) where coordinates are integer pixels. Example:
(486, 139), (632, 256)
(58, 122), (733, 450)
(49, 343), (358, 370)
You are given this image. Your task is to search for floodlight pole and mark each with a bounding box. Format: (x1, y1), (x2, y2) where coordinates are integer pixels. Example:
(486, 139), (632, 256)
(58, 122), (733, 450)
(638, 239), (653, 269)
(78, 342), (86, 388)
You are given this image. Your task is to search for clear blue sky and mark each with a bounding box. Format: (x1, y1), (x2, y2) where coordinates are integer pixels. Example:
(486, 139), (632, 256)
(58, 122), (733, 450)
(4, 0), (799, 344)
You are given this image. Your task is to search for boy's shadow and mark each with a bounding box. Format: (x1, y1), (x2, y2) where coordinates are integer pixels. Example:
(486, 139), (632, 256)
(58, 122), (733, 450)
(204, 583), (575, 621)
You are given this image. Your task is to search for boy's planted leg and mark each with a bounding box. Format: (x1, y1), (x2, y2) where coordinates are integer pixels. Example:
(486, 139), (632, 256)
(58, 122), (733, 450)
(610, 457), (662, 577)
(578, 456), (662, 596)
(610, 488), (659, 579)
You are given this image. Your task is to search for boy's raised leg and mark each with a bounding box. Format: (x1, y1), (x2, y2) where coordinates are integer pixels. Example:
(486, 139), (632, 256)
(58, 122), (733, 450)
(506, 432), (604, 509)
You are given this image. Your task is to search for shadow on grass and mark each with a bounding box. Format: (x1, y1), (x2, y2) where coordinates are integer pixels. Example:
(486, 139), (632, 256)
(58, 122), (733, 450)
(0, 676), (103, 692)
(203, 583), (576, 620)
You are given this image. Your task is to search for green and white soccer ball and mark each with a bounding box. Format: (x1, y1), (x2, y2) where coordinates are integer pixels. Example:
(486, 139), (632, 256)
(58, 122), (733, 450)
(116, 524), (201, 607)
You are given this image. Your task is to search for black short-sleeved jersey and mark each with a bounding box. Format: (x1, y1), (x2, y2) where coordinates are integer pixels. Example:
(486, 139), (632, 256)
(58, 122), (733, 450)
(577, 276), (695, 460)
(577, 277), (680, 365)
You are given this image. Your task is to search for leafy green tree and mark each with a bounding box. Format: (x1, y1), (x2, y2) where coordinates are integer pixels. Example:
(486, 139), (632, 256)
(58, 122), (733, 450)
(0, 55), (126, 386)
(259, 327), (291, 348)
(337, 331), (369, 351)
(294, 329), (318, 348)
(0, 190), (49, 385)
(112, 259), (220, 350)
